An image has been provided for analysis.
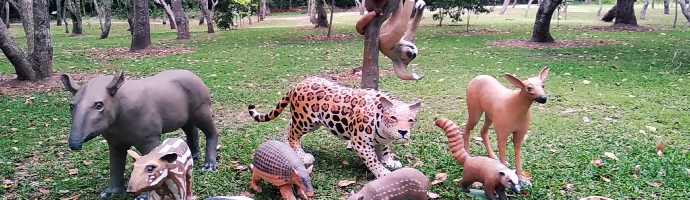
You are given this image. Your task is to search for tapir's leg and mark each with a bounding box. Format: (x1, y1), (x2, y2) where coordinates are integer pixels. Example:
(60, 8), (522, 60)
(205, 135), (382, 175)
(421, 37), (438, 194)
(181, 123), (200, 159)
(192, 105), (219, 171)
(99, 139), (131, 198)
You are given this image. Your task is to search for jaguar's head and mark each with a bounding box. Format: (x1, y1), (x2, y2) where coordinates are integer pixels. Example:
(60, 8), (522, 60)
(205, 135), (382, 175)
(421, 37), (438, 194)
(379, 96), (421, 142)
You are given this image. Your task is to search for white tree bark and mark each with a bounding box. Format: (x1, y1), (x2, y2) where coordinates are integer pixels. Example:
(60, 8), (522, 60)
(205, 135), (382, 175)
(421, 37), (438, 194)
(640, 0), (649, 19)
(598, 0), (603, 16)
(500, 0), (511, 15)
(526, 0), (535, 17)
(679, 0), (690, 22)
(7, 0), (34, 56)
(151, 0), (176, 29)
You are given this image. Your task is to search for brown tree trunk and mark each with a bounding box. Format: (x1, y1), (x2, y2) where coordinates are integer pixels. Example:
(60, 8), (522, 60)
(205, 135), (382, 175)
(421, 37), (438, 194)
(211, 0), (218, 19)
(500, 0), (511, 14)
(641, 0), (649, 19)
(56, 0), (63, 26)
(308, 0), (315, 23)
(171, 0), (189, 40)
(96, 0), (111, 38)
(680, 0), (690, 22)
(526, 0), (535, 17)
(361, 0), (399, 89)
(31, 0), (51, 78)
(151, 0), (176, 29)
(0, 19), (35, 81)
(316, 0), (328, 27)
(198, 0), (213, 32)
(199, 12), (204, 25)
(260, 0), (266, 21)
(125, 0), (132, 33)
(530, 0), (563, 42)
(327, 0), (333, 37)
(664, 0), (669, 14)
(598, 0), (603, 16)
(130, 0), (151, 51)
(8, 0), (35, 55)
(65, 0), (83, 35)
(602, 5), (616, 21)
(613, 0), (638, 26)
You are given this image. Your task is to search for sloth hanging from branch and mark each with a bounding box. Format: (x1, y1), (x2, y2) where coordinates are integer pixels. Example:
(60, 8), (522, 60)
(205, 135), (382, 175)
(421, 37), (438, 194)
(356, 0), (426, 81)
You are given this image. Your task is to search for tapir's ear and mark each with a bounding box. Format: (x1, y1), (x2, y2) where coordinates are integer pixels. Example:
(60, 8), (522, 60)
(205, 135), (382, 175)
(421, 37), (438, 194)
(409, 102), (421, 113)
(539, 66), (550, 82)
(127, 150), (141, 161)
(106, 70), (125, 97)
(61, 74), (81, 95)
(504, 73), (525, 90)
(379, 96), (394, 109)
(160, 153), (178, 164)
(307, 165), (313, 174)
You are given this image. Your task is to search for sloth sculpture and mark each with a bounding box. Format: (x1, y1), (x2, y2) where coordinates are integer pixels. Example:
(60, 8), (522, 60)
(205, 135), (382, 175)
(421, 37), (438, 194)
(356, 0), (426, 81)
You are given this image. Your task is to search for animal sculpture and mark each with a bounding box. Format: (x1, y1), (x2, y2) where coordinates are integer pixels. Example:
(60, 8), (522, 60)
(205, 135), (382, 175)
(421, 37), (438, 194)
(436, 118), (521, 200)
(355, 0), (426, 81)
(202, 197), (255, 200)
(249, 140), (315, 200)
(346, 167), (429, 200)
(61, 69), (220, 198)
(248, 77), (421, 178)
(126, 138), (194, 200)
(461, 66), (549, 180)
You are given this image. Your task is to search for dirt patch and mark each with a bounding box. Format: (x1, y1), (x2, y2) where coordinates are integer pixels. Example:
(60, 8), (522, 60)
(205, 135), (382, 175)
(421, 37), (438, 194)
(90, 46), (197, 59)
(420, 24), (468, 28)
(214, 107), (253, 130)
(304, 66), (395, 84)
(295, 33), (358, 41)
(435, 29), (512, 35)
(492, 39), (620, 49)
(0, 72), (101, 96)
(295, 26), (344, 32)
(578, 25), (667, 32)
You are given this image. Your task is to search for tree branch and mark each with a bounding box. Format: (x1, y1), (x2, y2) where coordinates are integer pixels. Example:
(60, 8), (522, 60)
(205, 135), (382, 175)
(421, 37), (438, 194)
(361, 0), (400, 89)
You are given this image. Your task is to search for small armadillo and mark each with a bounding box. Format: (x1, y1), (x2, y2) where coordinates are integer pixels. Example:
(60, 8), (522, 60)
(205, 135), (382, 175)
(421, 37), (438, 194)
(250, 140), (315, 200)
(347, 167), (429, 200)
(126, 138), (194, 200)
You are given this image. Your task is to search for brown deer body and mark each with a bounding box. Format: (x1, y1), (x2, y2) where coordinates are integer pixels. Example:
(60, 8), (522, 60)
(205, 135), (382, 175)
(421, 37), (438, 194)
(462, 66), (549, 180)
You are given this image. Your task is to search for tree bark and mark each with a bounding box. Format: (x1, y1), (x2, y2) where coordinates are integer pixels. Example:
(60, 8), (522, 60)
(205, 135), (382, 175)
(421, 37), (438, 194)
(585, 0), (592, 4)
(308, 0), (315, 24)
(8, 0), (35, 55)
(602, 5), (616, 21)
(598, 0), (603, 16)
(664, 0), (669, 14)
(315, 0), (328, 27)
(260, 0), (266, 21)
(31, 0), (51, 78)
(65, 0), (83, 35)
(526, 0), (535, 17)
(211, 0), (218, 19)
(641, 0), (649, 19)
(130, 0), (151, 51)
(613, 0), (638, 26)
(500, 0), (511, 14)
(56, 0), (63, 26)
(96, 0), (111, 38)
(327, 0), (334, 37)
(125, 0), (132, 33)
(361, 0), (399, 90)
(530, 0), (563, 42)
(151, 0), (176, 29)
(198, 0), (213, 32)
(680, 0), (690, 22)
(171, 0), (189, 40)
(0, 19), (35, 81)
(652, 0), (655, 8)
(512, 0), (518, 8)
(4, 1), (8, 28)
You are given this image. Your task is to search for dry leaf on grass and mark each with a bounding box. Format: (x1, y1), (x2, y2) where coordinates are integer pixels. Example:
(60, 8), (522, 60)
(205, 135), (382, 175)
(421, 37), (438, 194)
(38, 188), (50, 195)
(405, 153), (416, 163)
(521, 170), (533, 182)
(430, 173), (447, 185)
(645, 126), (657, 131)
(646, 181), (662, 187)
(583, 117), (591, 123)
(234, 165), (247, 171)
(427, 191), (439, 199)
(337, 179), (356, 187)
(632, 165), (641, 179)
(342, 160), (349, 165)
(599, 174), (611, 182)
(579, 196), (613, 200)
(59, 189), (69, 194)
(604, 152), (619, 161)
(582, 80), (591, 85)
(413, 160), (424, 168)
(235, 191), (255, 198)
(590, 158), (603, 168)
(654, 142), (664, 156)
(82, 161), (92, 166)
(68, 168), (78, 175)
(69, 195), (80, 200)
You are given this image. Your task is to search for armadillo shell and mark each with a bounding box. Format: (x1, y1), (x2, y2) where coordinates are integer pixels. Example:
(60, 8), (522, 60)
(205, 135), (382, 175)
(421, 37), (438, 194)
(252, 140), (306, 180)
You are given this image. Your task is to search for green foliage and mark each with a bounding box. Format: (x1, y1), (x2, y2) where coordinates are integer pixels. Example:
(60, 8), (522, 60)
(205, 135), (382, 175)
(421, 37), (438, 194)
(427, 0), (493, 25)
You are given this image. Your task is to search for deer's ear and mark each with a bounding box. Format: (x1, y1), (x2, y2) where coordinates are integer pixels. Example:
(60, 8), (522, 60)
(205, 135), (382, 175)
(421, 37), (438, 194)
(504, 73), (525, 90)
(539, 66), (550, 82)
(127, 150), (141, 161)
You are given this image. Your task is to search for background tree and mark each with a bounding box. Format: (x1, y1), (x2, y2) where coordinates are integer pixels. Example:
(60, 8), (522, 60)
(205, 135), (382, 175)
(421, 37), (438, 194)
(327, 0), (333, 36)
(199, 0), (214, 32)
(93, 0), (113, 38)
(260, 0), (266, 21)
(640, 0), (649, 19)
(597, 0), (602, 16)
(57, 0), (63, 26)
(427, 0), (492, 27)
(152, 0), (176, 29)
(65, 0), (83, 35)
(6, 0), (34, 54)
(0, 0), (52, 81)
(602, 0), (639, 26)
(663, 0), (669, 14)
(499, 0), (509, 14)
(171, 0), (190, 39)
(530, 0), (563, 42)
(316, 0), (327, 27)
(679, 0), (690, 22)
(131, 0), (151, 51)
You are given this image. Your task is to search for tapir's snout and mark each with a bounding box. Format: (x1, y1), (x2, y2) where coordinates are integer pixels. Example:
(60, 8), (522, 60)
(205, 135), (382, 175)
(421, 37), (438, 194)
(68, 137), (83, 150)
(535, 95), (547, 104)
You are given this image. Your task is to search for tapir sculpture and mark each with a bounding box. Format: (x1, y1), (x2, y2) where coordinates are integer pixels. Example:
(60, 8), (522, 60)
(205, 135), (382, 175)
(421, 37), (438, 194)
(61, 69), (220, 198)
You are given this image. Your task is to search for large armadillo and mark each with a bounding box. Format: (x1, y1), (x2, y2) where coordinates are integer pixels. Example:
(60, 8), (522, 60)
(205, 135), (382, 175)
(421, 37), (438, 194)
(346, 167), (429, 200)
(250, 140), (315, 200)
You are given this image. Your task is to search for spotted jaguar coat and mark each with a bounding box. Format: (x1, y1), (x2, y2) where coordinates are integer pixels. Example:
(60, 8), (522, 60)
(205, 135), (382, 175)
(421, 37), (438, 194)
(248, 77), (421, 178)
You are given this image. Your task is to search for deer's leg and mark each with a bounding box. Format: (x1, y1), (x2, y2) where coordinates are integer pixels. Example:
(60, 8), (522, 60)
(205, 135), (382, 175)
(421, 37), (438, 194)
(496, 131), (510, 167)
(480, 117), (497, 159)
(462, 107), (483, 153)
(513, 130), (527, 179)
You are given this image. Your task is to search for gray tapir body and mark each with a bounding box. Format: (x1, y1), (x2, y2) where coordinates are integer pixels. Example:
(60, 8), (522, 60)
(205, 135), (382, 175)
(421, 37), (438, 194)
(61, 69), (220, 199)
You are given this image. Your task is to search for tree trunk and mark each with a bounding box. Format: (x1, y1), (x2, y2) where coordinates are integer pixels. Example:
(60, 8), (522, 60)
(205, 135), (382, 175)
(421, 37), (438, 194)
(130, 0), (151, 51)
(585, 0), (591, 4)
(357, 0), (364, 15)
(673, 0), (678, 27)
(0, 19), (35, 81)
(80, 0), (85, 16)
(4, 1), (8, 28)
(260, 0), (266, 21)
(96, 0), (111, 38)
(248, 8), (252, 25)
(56, 0), (63, 26)
(680, 0), (690, 22)
(512, 0), (518, 8)
(31, 0), (51, 79)
(526, 0), (535, 17)
(602, 5), (616, 21)
(327, 0), (334, 37)
(641, 0), (649, 19)
(315, 0), (328, 27)
(171, 0), (189, 39)
(530, 0), (563, 42)
(598, 0), (603, 16)
(198, 0), (213, 32)
(652, 0), (655, 8)
(613, 0), (638, 26)
(664, 0), (669, 14)
(151, 0), (176, 29)
(8, 0), (35, 55)
(211, 0), (217, 18)
(361, 0), (399, 89)
(499, 0), (511, 14)
(65, 0), (83, 35)
(308, 0), (315, 23)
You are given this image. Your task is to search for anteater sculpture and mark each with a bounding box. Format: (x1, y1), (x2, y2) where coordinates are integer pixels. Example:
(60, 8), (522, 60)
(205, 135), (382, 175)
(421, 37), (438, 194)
(61, 69), (220, 198)
(346, 167), (429, 200)
(250, 140), (315, 200)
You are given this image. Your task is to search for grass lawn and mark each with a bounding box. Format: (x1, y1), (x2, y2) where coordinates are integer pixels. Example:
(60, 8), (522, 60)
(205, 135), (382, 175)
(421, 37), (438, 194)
(1, 3), (690, 200)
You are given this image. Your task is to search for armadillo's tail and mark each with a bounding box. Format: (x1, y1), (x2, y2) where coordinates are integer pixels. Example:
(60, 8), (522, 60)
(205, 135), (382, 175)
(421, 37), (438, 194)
(248, 91), (291, 122)
(435, 117), (469, 165)
(202, 196), (255, 200)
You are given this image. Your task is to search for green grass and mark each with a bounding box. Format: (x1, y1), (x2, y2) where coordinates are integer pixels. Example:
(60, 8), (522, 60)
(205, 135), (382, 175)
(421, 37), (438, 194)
(1, 4), (690, 200)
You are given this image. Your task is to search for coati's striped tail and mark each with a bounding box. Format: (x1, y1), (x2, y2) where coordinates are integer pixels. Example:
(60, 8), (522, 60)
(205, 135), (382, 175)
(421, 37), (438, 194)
(248, 91), (291, 122)
(435, 118), (469, 165)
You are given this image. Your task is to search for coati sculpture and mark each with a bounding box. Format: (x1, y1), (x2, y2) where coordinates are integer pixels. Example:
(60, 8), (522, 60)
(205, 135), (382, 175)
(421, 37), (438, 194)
(346, 167), (429, 200)
(436, 117), (521, 200)
(461, 66), (549, 181)
(61, 69), (220, 198)
(355, 0), (426, 81)
(249, 140), (315, 200)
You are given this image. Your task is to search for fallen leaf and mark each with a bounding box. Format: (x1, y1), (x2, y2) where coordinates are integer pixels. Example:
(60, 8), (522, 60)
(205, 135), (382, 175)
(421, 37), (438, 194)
(520, 190), (529, 195)
(521, 170), (532, 182)
(590, 158), (603, 168)
(599, 174), (611, 182)
(646, 126), (657, 131)
(69, 194), (80, 200)
(59, 190), (69, 194)
(438, 78), (444, 82)
(563, 72), (571, 76)
(646, 181), (662, 187)
(583, 117), (591, 123)
(685, 168), (690, 175)
(582, 80), (590, 84)
(342, 160), (349, 165)
(453, 178), (461, 182)
(430, 173), (447, 185)
(427, 191), (439, 199)
(633, 165), (641, 179)
(234, 165), (247, 171)
(336, 179), (356, 187)
(82, 161), (92, 166)
(38, 188), (50, 195)
(405, 152), (415, 163)
(68, 168), (78, 175)
(413, 160), (424, 168)
(474, 137), (483, 142)
(12, 147), (18, 151)
(604, 152), (619, 161)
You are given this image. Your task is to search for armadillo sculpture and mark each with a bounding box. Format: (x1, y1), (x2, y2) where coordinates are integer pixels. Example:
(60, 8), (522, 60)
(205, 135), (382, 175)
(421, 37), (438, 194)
(347, 167), (429, 200)
(250, 140), (315, 200)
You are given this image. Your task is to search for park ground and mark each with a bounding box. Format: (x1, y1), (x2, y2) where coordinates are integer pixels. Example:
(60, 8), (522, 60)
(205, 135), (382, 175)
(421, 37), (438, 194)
(1, 3), (690, 200)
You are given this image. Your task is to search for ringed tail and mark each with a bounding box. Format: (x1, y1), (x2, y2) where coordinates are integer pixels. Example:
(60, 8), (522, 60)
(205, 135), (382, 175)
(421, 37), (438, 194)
(435, 118), (469, 165)
(248, 91), (291, 122)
